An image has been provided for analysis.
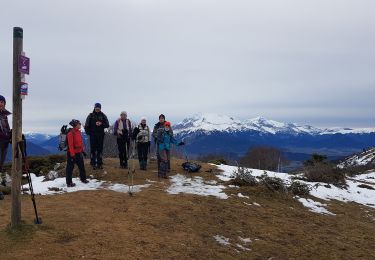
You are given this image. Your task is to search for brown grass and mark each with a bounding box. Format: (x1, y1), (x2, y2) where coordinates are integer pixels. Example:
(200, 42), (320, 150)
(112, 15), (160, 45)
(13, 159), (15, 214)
(0, 158), (374, 259)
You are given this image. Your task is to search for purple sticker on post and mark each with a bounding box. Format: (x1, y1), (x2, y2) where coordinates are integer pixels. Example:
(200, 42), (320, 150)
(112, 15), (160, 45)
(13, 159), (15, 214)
(18, 55), (30, 74)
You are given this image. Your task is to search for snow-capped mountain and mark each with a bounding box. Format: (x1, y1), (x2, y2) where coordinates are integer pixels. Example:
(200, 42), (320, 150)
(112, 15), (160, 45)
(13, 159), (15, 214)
(24, 132), (55, 145)
(338, 147), (375, 169)
(173, 113), (375, 136)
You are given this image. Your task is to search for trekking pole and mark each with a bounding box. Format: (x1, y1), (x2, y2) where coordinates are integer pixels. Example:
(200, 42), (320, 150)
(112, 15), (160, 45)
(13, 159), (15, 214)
(19, 138), (42, 224)
(128, 140), (136, 196)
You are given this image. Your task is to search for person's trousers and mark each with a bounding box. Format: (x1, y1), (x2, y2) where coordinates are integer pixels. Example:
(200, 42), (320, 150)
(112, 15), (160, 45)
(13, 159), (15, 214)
(137, 142), (149, 167)
(66, 153), (87, 185)
(0, 140), (9, 172)
(117, 138), (128, 167)
(158, 149), (170, 177)
(90, 134), (104, 166)
(156, 146), (171, 171)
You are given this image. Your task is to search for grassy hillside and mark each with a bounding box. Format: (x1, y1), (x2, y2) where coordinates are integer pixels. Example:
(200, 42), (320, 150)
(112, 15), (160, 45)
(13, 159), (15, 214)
(0, 158), (374, 259)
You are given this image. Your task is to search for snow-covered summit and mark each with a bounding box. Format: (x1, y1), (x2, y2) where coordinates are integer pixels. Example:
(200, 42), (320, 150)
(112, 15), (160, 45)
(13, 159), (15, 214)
(173, 113), (375, 136)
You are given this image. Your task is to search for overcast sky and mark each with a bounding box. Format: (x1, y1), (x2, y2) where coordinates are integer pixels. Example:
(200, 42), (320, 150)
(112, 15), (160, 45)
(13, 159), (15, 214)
(1, 0), (374, 133)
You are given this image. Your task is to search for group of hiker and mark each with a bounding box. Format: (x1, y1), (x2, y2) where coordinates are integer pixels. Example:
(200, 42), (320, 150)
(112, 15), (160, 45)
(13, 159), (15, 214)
(0, 97), (184, 188)
(64, 103), (184, 187)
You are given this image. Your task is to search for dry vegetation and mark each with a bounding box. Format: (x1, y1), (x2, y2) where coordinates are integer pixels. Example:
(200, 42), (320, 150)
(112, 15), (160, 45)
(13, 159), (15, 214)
(1, 158), (375, 259)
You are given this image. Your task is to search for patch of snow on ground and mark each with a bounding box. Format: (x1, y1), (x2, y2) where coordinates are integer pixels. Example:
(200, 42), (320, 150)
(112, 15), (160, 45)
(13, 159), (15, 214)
(167, 174), (228, 199)
(253, 202), (261, 207)
(238, 193), (249, 199)
(23, 174), (105, 195)
(217, 164), (375, 209)
(236, 244), (251, 251)
(213, 235), (230, 246)
(23, 174), (151, 195)
(107, 183), (151, 193)
(352, 172), (375, 184)
(238, 237), (252, 244)
(296, 197), (335, 215)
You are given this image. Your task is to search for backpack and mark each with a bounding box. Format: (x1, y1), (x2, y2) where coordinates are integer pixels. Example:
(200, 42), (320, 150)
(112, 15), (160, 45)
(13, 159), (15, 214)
(182, 162), (202, 173)
(58, 125), (72, 151)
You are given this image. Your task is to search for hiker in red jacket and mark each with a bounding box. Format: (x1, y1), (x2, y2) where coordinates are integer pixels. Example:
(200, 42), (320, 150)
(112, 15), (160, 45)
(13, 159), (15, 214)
(66, 119), (89, 187)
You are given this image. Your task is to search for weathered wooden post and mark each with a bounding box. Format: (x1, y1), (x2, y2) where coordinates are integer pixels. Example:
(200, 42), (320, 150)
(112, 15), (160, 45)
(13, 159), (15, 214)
(11, 27), (23, 227)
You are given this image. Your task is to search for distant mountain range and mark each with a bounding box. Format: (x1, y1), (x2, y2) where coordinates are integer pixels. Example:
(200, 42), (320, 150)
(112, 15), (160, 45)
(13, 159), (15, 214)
(173, 114), (375, 168)
(8, 114), (375, 170)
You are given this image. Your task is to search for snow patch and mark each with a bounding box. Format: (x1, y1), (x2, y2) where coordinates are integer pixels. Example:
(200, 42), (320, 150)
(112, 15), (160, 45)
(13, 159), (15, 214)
(213, 235), (230, 246)
(296, 197), (335, 215)
(238, 193), (249, 199)
(167, 174), (228, 199)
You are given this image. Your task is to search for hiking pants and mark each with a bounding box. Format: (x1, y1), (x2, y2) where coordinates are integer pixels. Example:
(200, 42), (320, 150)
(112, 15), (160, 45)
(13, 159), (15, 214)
(137, 142), (149, 163)
(157, 146), (171, 171)
(117, 138), (128, 167)
(0, 140), (9, 172)
(90, 134), (104, 166)
(158, 149), (170, 178)
(66, 153), (87, 185)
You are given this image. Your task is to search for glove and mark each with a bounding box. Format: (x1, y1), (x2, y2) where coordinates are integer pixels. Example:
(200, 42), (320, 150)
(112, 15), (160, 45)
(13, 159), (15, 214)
(177, 142), (185, 146)
(69, 155), (75, 163)
(83, 151), (88, 158)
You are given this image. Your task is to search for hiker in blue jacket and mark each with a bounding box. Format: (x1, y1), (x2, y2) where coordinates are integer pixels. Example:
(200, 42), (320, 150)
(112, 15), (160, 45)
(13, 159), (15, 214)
(157, 121), (184, 178)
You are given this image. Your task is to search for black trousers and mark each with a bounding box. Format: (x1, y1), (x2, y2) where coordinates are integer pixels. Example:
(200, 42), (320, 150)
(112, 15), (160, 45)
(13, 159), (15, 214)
(0, 140), (9, 172)
(66, 153), (87, 184)
(90, 134), (104, 166)
(137, 142), (149, 163)
(117, 138), (129, 167)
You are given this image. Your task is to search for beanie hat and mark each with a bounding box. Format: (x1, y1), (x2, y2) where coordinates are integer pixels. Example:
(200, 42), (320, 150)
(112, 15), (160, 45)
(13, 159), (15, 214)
(165, 121), (171, 128)
(95, 103), (101, 109)
(0, 95), (6, 104)
(120, 111), (127, 116)
(69, 119), (81, 127)
(159, 114), (165, 120)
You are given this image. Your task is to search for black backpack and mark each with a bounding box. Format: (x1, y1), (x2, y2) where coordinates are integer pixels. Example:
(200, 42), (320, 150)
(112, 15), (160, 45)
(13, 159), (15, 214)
(58, 125), (72, 151)
(182, 162), (202, 173)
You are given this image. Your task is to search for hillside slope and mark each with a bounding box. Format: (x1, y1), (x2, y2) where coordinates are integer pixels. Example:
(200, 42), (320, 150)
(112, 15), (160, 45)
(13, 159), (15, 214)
(1, 158), (374, 259)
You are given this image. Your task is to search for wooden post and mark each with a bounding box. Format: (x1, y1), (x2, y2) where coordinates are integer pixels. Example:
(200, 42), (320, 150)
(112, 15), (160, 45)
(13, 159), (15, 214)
(11, 27), (23, 227)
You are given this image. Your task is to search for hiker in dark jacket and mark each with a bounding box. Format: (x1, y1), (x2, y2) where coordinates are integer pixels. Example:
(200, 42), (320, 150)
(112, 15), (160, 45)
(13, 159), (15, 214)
(132, 117), (151, 170)
(113, 111), (132, 168)
(0, 95), (11, 173)
(66, 119), (89, 187)
(84, 103), (109, 170)
(152, 114), (174, 171)
(157, 121), (184, 178)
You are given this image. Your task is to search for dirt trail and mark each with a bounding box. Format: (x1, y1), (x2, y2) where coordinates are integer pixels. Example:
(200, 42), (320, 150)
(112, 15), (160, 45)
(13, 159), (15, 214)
(1, 159), (375, 259)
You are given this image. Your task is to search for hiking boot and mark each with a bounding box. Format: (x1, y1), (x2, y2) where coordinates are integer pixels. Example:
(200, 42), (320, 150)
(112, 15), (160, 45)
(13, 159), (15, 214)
(81, 179), (89, 184)
(67, 183), (76, 187)
(92, 166), (97, 170)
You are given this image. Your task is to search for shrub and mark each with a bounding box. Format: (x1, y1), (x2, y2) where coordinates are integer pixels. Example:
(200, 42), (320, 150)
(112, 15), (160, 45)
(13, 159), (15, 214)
(259, 173), (288, 193)
(304, 163), (346, 185)
(197, 154), (228, 165)
(232, 167), (257, 186)
(289, 181), (311, 195)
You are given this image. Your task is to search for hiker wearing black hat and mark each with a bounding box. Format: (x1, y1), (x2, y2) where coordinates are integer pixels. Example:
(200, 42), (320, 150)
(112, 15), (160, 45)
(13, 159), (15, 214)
(66, 119), (89, 187)
(152, 114), (173, 171)
(113, 111), (132, 169)
(84, 103), (109, 170)
(0, 95), (11, 173)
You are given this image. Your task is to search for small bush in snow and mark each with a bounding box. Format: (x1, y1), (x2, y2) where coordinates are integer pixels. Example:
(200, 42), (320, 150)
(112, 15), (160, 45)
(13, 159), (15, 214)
(289, 181), (311, 195)
(232, 167), (257, 186)
(259, 174), (288, 193)
(304, 163), (346, 185)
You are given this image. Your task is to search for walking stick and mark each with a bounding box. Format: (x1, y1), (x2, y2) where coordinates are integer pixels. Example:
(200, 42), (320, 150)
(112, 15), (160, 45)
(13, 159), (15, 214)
(19, 137), (42, 224)
(128, 139), (136, 196)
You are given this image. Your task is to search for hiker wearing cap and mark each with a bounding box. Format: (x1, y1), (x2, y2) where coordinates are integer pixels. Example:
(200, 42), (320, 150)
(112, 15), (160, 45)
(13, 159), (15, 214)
(0, 95), (11, 173)
(84, 103), (109, 170)
(66, 120), (89, 187)
(132, 117), (151, 170)
(152, 114), (174, 171)
(113, 111), (132, 169)
(156, 121), (184, 178)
